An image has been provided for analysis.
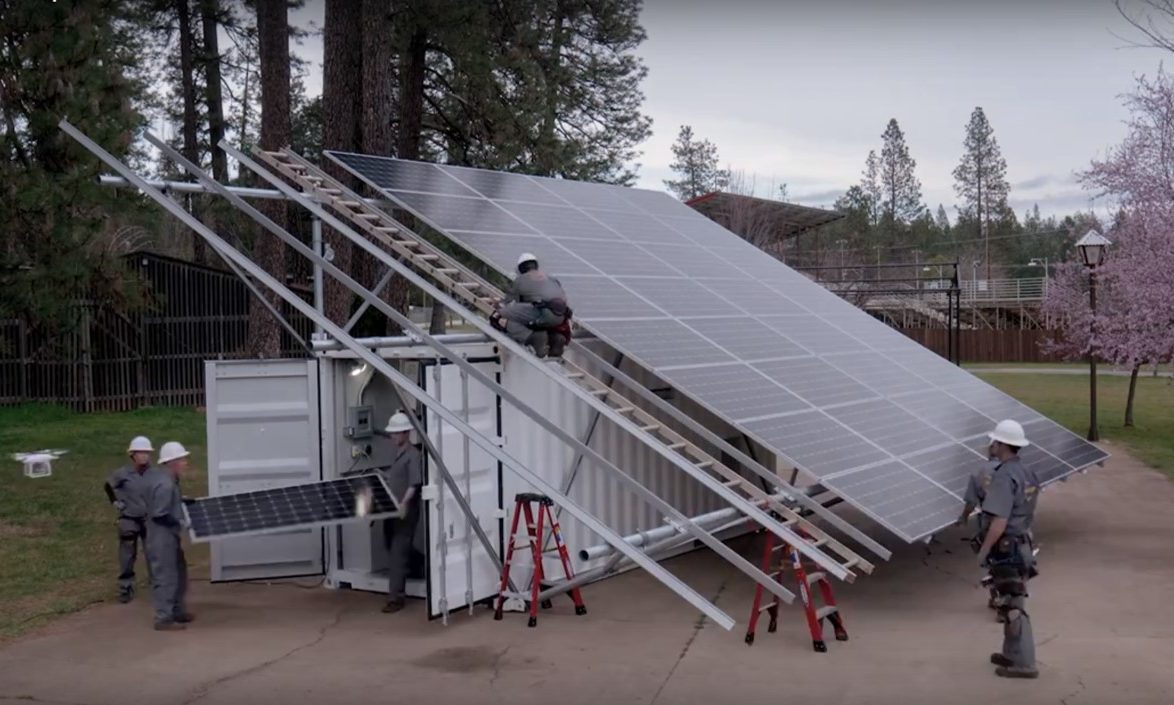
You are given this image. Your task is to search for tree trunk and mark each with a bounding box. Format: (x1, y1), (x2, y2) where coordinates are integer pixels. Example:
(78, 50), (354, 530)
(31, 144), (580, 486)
(395, 21), (444, 334)
(360, 0), (406, 337)
(1125, 363), (1140, 427)
(201, 0), (228, 182)
(175, 0), (206, 264)
(537, 1), (566, 177)
(247, 0), (291, 358)
(321, 0), (363, 326)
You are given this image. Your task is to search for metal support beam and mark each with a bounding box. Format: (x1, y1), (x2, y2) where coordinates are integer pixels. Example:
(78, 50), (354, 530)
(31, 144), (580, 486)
(224, 145), (828, 590)
(344, 266), (396, 334)
(257, 146), (855, 583)
(203, 144), (799, 607)
(311, 333), (489, 352)
(312, 217), (324, 335)
(65, 120), (737, 631)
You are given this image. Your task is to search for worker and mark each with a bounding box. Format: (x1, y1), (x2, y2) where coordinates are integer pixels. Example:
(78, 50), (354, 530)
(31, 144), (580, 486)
(104, 436), (155, 603)
(974, 419), (1041, 679)
(494, 253), (571, 358)
(144, 441), (193, 631)
(957, 452), (1001, 612)
(378, 412), (422, 614)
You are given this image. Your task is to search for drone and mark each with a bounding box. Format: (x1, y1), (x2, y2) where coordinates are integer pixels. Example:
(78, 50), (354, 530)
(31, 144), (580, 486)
(11, 449), (68, 479)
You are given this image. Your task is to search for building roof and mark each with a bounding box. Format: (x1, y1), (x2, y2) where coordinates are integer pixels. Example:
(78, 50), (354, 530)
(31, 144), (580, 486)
(685, 191), (845, 239)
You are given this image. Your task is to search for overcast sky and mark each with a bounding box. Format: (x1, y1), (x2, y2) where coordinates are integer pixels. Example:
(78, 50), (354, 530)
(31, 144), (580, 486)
(288, 0), (1170, 219)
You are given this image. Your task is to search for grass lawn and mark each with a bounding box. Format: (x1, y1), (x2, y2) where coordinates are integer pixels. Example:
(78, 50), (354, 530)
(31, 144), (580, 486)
(0, 404), (209, 641)
(974, 372), (1174, 476)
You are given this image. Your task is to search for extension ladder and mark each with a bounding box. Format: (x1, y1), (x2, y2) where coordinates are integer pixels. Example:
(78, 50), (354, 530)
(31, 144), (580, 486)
(745, 527), (849, 652)
(494, 493), (587, 627)
(253, 148), (878, 586)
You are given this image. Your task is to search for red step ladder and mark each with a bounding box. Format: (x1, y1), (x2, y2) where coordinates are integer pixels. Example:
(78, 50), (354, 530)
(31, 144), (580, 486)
(745, 528), (848, 652)
(494, 493), (587, 627)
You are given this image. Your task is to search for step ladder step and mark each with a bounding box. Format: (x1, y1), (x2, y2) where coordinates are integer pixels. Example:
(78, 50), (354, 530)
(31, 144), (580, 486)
(806, 571), (826, 586)
(615, 406), (635, 414)
(590, 388), (609, 397)
(815, 605), (838, 621)
(458, 282), (481, 288)
(695, 460), (713, 468)
(357, 213), (380, 219)
(322, 188), (341, 195)
(667, 442), (686, 451)
(394, 240), (418, 247)
(288, 163), (306, 171)
(339, 200), (361, 207)
(640, 424), (660, 432)
(566, 372), (584, 380)
(437, 268), (458, 274)
(807, 536), (828, 548)
(722, 479), (743, 488)
(418, 254), (439, 260)
(374, 226), (397, 233)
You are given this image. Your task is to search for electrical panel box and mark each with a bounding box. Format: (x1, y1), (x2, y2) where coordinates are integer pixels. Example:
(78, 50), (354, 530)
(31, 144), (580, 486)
(345, 405), (374, 439)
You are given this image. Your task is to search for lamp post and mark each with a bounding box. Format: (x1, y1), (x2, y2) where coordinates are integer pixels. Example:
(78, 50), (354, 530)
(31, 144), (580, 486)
(1075, 230), (1111, 442)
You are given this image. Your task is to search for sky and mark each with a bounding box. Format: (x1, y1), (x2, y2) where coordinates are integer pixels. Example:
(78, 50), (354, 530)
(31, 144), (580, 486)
(286, 0), (1172, 219)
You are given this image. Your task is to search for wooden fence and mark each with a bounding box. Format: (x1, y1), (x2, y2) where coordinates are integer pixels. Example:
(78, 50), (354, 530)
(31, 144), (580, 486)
(0, 253), (313, 412)
(899, 328), (1064, 364)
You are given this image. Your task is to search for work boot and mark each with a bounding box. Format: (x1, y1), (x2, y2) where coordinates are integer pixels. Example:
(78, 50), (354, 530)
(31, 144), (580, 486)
(990, 653), (1013, 667)
(173, 612), (195, 624)
(154, 620), (186, 631)
(382, 601), (405, 614)
(995, 666), (1039, 679)
(117, 589), (134, 604)
(547, 333), (566, 358)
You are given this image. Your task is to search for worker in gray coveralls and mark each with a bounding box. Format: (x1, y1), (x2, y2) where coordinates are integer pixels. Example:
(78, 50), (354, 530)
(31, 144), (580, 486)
(144, 441), (193, 631)
(494, 252), (570, 358)
(974, 419), (1041, 679)
(103, 435), (155, 603)
(379, 412), (422, 614)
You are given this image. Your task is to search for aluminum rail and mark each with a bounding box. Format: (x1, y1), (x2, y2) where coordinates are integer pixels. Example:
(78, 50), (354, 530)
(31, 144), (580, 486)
(168, 137), (799, 608)
(311, 332), (490, 351)
(251, 146), (858, 584)
(64, 120), (740, 632)
(579, 491), (790, 562)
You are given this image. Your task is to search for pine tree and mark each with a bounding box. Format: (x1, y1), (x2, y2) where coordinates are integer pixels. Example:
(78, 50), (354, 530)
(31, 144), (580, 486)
(663, 125), (730, 200)
(247, 0), (291, 358)
(952, 106), (1010, 280)
(1, 0), (151, 331)
(860, 150), (882, 225)
(878, 118), (924, 226)
(935, 204), (951, 234)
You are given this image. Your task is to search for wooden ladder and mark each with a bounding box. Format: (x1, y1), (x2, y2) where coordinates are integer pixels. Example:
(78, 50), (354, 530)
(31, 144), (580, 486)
(253, 148), (876, 583)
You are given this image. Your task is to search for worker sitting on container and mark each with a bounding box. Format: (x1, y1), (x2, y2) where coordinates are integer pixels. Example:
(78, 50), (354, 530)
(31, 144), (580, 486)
(493, 252), (571, 358)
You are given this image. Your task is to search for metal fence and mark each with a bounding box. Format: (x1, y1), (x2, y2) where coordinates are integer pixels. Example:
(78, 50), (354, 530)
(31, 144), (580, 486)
(0, 253), (313, 412)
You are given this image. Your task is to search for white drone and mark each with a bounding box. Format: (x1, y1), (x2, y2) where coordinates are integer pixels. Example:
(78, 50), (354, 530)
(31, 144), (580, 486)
(12, 449), (68, 479)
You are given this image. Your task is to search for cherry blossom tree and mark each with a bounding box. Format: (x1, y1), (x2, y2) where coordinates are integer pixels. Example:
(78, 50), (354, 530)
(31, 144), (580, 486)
(1042, 70), (1174, 426)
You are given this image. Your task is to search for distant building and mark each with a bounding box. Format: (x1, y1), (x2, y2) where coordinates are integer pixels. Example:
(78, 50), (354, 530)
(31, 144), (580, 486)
(686, 191), (844, 264)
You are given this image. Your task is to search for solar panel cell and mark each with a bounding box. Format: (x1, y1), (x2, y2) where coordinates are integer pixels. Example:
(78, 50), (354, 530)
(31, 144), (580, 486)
(753, 357), (878, 408)
(680, 317), (809, 361)
(824, 398), (954, 457)
(821, 461), (962, 541)
(387, 191), (536, 234)
(331, 152), (479, 196)
(659, 363), (810, 421)
(586, 318), (735, 369)
(617, 277), (744, 318)
(187, 476), (398, 540)
(743, 411), (889, 478)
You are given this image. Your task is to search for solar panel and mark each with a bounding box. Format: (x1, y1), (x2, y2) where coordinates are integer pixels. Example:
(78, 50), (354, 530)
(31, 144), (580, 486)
(185, 475), (398, 541)
(326, 151), (1110, 542)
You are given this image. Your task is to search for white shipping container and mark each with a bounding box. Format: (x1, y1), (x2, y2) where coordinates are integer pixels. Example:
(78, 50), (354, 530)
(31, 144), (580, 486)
(204, 341), (758, 622)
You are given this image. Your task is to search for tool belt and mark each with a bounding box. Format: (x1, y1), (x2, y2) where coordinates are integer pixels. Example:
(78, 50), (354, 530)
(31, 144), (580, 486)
(531, 298), (569, 317)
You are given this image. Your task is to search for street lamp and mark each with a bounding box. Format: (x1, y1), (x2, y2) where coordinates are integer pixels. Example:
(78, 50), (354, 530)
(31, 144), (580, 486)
(1075, 229), (1111, 442)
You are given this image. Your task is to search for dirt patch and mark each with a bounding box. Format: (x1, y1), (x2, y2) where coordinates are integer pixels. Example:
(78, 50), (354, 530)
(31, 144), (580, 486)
(411, 646), (508, 673)
(0, 522), (47, 540)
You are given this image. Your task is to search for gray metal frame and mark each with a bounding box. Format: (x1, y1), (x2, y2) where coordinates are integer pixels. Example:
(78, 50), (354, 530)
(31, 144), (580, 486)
(168, 136), (801, 604)
(312, 148), (886, 562)
(231, 144), (848, 585)
(62, 120), (740, 630)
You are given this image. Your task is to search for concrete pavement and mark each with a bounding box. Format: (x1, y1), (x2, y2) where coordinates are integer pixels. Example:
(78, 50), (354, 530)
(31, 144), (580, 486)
(1, 441), (1172, 705)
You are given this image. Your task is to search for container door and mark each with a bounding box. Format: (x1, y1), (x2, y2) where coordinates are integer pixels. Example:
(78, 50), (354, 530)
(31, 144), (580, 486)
(422, 360), (503, 618)
(206, 359), (324, 581)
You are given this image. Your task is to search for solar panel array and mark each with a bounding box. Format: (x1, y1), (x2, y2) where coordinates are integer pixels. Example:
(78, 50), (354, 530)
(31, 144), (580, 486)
(186, 475), (399, 541)
(326, 151), (1110, 543)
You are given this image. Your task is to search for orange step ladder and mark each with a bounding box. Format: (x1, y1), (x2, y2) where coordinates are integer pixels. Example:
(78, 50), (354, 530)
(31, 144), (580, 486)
(494, 493), (587, 627)
(745, 527), (848, 652)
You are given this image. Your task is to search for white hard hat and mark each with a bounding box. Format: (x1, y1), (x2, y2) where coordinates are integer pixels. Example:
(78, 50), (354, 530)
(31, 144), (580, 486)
(517, 252), (538, 267)
(987, 419), (1030, 448)
(158, 441), (190, 464)
(127, 436), (154, 453)
(385, 412), (413, 434)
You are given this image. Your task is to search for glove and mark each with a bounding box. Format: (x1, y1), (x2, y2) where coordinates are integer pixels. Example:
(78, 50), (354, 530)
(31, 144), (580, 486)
(113, 500), (127, 512)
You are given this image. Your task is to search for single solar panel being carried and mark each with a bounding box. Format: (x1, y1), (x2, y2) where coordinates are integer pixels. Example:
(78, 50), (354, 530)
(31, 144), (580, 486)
(326, 151), (1108, 544)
